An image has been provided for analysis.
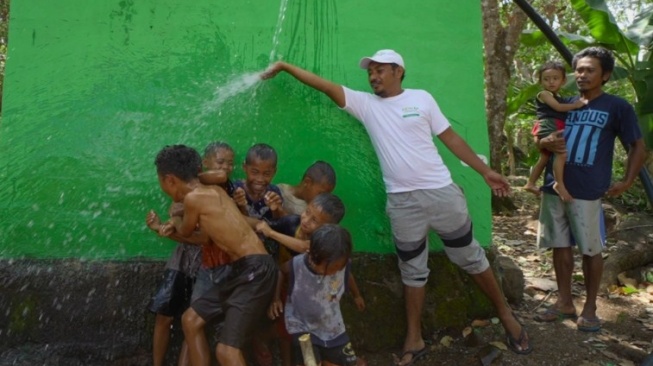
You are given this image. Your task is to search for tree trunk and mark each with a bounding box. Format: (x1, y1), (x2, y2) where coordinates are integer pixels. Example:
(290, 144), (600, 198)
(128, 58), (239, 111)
(481, 1), (527, 211)
(481, 0), (527, 174)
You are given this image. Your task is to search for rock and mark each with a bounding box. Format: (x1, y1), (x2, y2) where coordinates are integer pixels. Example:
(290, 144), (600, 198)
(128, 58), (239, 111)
(495, 255), (525, 305)
(618, 271), (639, 287)
(526, 277), (558, 292)
(477, 344), (502, 365)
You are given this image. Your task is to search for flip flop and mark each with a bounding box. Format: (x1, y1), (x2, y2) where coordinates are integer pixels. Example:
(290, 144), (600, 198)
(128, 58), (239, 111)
(534, 307), (577, 322)
(505, 326), (533, 355)
(393, 346), (428, 366)
(577, 316), (602, 332)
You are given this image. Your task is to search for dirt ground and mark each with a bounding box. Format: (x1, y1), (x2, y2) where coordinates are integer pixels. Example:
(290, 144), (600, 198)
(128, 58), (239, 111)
(358, 186), (653, 366)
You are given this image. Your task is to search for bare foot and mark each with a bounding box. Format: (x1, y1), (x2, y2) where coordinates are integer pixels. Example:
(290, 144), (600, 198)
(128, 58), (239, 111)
(523, 183), (541, 196)
(553, 182), (573, 202)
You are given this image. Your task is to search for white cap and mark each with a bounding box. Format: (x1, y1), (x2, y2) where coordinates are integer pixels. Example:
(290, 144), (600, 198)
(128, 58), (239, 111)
(359, 49), (405, 69)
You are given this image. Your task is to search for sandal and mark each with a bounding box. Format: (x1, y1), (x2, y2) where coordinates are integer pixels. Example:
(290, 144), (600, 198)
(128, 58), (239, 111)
(577, 316), (601, 332)
(505, 326), (533, 355)
(534, 307), (577, 322)
(392, 346), (428, 366)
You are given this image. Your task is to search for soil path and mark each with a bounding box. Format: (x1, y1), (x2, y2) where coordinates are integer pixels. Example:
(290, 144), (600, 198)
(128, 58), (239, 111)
(360, 189), (653, 366)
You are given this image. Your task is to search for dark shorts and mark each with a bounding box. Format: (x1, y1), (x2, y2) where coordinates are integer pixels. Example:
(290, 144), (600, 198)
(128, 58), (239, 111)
(219, 254), (277, 349)
(147, 268), (194, 317)
(191, 265), (232, 323)
(532, 118), (565, 155)
(291, 335), (357, 366)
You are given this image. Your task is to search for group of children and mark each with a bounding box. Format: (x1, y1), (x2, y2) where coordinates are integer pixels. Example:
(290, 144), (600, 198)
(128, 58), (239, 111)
(147, 142), (365, 366)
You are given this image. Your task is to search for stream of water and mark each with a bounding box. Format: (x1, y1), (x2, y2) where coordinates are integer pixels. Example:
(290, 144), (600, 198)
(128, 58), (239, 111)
(206, 0), (289, 114)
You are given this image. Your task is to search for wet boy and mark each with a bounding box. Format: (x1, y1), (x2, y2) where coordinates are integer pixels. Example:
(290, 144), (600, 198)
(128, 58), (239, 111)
(182, 141), (237, 366)
(277, 161), (336, 216)
(234, 143), (285, 220)
(257, 192), (346, 257)
(256, 193), (360, 366)
(145, 204), (201, 366)
(155, 144), (277, 366)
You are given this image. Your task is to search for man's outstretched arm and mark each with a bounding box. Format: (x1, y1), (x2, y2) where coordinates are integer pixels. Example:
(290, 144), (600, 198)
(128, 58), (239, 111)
(261, 61), (346, 108)
(438, 127), (511, 197)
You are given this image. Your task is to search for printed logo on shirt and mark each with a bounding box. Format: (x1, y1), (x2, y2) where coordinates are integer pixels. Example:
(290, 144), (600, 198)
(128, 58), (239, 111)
(565, 109), (609, 166)
(401, 106), (420, 118)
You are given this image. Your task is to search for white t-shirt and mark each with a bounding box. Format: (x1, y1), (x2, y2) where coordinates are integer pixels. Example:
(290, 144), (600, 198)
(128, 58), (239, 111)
(342, 87), (453, 193)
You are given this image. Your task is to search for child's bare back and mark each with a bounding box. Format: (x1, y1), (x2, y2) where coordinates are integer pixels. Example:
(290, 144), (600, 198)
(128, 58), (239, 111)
(176, 184), (267, 261)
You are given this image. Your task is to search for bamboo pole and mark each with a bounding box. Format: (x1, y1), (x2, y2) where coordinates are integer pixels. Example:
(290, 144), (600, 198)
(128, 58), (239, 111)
(299, 333), (318, 366)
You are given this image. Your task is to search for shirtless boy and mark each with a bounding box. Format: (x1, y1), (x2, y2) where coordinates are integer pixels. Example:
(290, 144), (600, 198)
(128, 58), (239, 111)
(154, 144), (277, 366)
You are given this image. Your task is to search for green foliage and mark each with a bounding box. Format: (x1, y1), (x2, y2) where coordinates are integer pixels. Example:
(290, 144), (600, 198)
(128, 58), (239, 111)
(622, 284), (640, 295)
(570, 0), (639, 54)
(507, 0), (653, 211)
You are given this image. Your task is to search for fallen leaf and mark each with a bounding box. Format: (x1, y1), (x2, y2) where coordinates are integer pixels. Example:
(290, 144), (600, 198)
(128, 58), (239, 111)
(622, 285), (640, 295)
(462, 326), (472, 338)
(440, 335), (453, 347)
(599, 349), (621, 361)
(490, 341), (508, 351)
(526, 278), (558, 292)
(471, 319), (491, 327)
(618, 272), (639, 288)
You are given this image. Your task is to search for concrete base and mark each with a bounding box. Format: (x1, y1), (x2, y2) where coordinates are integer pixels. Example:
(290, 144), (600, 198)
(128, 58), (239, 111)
(0, 252), (507, 364)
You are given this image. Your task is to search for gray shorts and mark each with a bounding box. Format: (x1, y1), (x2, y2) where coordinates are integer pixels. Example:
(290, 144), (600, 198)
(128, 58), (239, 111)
(386, 184), (489, 287)
(537, 193), (605, 256)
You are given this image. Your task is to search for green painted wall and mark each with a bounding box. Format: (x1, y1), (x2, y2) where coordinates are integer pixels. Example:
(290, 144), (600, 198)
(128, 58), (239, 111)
(0, 0), (490, 259)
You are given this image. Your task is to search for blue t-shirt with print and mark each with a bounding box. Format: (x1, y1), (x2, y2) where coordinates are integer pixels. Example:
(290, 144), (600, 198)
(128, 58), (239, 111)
(233, 180), (283, 222)
(542, 93), (642, 200)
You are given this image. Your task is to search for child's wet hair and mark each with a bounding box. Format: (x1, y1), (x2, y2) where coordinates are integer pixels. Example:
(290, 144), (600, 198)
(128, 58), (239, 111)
(155, 145), (202, 182)
(203, 141), (234, 158)
(303, 161), (336, 187)
(537, 60), (566, 82)
(245, 143), (277, 165)
(309, 224), (352, 268)
(312, 193), (345, 223)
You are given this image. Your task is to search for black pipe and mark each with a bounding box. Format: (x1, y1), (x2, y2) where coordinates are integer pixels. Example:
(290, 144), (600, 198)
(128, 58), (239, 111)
(512, 0), (574, 64)
(513, 0), (653, 206)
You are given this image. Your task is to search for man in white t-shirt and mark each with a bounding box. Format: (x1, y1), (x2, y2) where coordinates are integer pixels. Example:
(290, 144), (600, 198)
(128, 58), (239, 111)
(262, 49), (530, 364)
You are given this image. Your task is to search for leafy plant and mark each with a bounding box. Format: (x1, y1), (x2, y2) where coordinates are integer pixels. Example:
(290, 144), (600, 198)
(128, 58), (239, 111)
(508, 0), (653, 210)
(514, 0), (653, 147)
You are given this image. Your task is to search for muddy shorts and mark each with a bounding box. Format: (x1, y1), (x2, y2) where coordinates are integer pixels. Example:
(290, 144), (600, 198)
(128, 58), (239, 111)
(386, 184), (489, 287)
(147, 268), (194, 317)
(291, 335), (357, 366)
(190, 265), (232, 323)
(537, 193), (605, 256)
(218, 254), (277, 349)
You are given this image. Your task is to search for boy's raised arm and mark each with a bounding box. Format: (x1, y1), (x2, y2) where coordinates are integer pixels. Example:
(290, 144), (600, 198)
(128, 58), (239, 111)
(256, 221), (309, 253)
(261, 61), (346, 108)
(538, 91), (586, 112)
(172, 194), (202, 237)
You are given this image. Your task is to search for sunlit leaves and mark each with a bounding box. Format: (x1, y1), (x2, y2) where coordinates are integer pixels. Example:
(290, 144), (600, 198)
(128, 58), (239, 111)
(570, 0), (639, 54)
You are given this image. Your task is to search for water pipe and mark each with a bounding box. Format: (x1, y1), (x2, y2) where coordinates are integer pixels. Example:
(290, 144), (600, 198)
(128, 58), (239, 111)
(512, 0), (653, 206)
